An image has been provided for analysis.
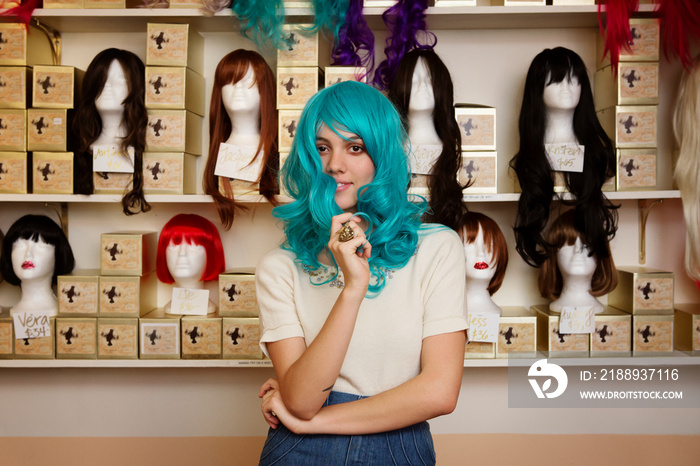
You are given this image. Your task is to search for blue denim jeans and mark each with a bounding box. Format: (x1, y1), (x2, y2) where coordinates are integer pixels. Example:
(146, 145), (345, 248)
(258, 391), (436, 465)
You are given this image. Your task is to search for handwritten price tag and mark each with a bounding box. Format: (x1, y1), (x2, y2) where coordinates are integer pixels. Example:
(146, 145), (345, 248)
(93, 145), (135, 173)
(170, 288), (210, 316)
(408, 144), (442, 175)
(559, 306), (595, 334)
(214, 143), (263, 182)
(467, 312), (499, 343)
(13, 312), (52, 339)
(545, 143), (584, 173)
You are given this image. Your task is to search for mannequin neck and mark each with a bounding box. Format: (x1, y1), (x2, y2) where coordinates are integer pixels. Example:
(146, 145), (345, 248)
(408, 110), (441, 146)
(545, 108), (577, 144)
(550, 274), (604, 313)
(173, 277), (204, 291)
(92, 110), (127, 149)
(225, 109), (261, 147)
(10, 277), (58, 317)
(466, 279), (502, 315)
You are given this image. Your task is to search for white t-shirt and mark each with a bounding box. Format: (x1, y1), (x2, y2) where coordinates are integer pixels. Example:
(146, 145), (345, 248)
(255, 225), (468, 397)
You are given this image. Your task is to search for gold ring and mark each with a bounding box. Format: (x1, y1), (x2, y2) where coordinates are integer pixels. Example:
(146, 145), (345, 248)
(338, 221), (355, 242)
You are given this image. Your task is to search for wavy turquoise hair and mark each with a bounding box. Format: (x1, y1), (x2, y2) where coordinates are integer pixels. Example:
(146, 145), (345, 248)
(231, 0), (286, 51)
(276, 81), (427, 296)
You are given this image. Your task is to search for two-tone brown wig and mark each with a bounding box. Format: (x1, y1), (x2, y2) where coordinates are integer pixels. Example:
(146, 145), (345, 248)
(459, 211), (508, 295)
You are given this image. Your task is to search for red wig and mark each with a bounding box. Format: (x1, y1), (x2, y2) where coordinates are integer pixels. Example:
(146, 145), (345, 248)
(459, 211), (508, 295)
(156, 214), (225, 284)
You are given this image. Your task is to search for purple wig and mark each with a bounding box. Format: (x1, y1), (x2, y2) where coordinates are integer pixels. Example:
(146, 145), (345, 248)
(331, 0), (376, 75)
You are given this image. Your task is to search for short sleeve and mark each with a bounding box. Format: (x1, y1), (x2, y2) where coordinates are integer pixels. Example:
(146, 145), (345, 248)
(419, 228), (469, 339)
(255, 248), (305, 357)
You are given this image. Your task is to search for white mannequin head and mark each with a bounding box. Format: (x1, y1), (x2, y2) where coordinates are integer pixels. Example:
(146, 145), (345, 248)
(11, 237), (56, 284)
(543, 71), (581, 144)
(549, 235), (604, 313)
(221, 64), (261, 146)
(165, 239), (207, 289)
(92, 59), (130, 148)
(464, 224), (502, 315)
(406, 56), (440, 146)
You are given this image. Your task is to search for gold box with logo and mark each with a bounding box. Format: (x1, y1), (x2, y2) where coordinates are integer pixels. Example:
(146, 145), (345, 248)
(673, 303), (700, 356)
(0, 66), (31, 108)
(142, 152), (197, 195)
(0, 311), (13, 359)
(93, 171), (132, 194)
(616, 148), (656, 191)
(454, 105), (496, 151)
(597, 105), (657, 149)
(84, 0), (125, 8)
(146, 109), (202, 155)
(324, 66), (368, 87)
(277, 67), (323, 110)
(594, 62), (659, 111)
(32, 151), (74, 194)
(182, 314), (222, 359)
(434, 0), (477, 6)
(146, 23), (204, 74)
(222, 317), (263, 359)
(100, 231), (157, 276)
(97, 317), (138, 359)
(278, 109), (302, 153)
(99, 273), (157, 318)
(13, 317), (55, 359)
(460, 152), (497, 194)
(0, 23), (55, 67)
(465, 341), (495, 359)
(492, 0), (545, 4)
(632, 314), (673, 355)
(0, 152), (28, 193)
(533, 304), (590, 358)
(608, 266), (674, 315)
(496, 307), (537, 358)
(219, 269), (259, 317)
(278, 24), (332, 68)
(164, 0), (202, 7)
(32, 65), (83, 109)
(597, 18), (660, 67)
(0, 109), (27, 151)
(56, 317), (97, 359)
(43, 0), (84, 8)
(139, 308), (181, 359)
(27, 108), (72, 152)
(590, 306), (632, 357)
(58, 269), (100, 317)
(145, 66), (205, 116)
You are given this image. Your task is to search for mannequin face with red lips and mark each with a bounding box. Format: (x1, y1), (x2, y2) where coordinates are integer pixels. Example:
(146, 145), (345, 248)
(464, 225), (497, 282)
(11, 236), (56, 283)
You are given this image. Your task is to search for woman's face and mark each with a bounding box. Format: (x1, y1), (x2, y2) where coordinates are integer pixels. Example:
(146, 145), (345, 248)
(95, 59), (130, 113)
(408, 57), (435, 113)
(543, 72), (581, 112)
(221, 65), (260, 115)
(11, 236), (56, 282)
(464, 225), (497, 282)
(317, 124), (376, 212)
(166, 239), (207, 283)
(556, 236), (596, 278)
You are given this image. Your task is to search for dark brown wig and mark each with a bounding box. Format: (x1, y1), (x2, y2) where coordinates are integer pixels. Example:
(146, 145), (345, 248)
(72, 48), (150, 215)
(459, 211), (508, 295)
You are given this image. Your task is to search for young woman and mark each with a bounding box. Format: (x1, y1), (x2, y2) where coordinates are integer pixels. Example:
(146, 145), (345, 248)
(255, 81), (467, 464)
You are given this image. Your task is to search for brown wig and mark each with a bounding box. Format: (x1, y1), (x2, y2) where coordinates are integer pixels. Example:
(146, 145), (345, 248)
(387, 48), (468, 231)
(203, 49), (279, 230)
(459, 211), (508, 295)
(72, 48), (150, 215)
(537, 209), (617, 300)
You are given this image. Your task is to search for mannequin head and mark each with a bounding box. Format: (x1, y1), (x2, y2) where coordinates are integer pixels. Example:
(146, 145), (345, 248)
(204, 49), (278, 230)
(387, 48), (467, 232)
(459, 212), (508, 296)
(73, 48), (150, 215)
(156, 214), (225, 285)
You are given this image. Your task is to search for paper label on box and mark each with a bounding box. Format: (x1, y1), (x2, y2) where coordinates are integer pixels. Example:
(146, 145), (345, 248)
(100, 280), (138, 315)
(141, 322), (179, 355)
(0, 69), (26, 104)
(468, 312), (499, 343)
(13, 312), (52, 339)
(170, 288), (210, 316)
(634, 277), (673, 311)
(545, 143), (584, 173)
(461, 156), (496, 189)
(408, 144), (441, 175)
(550, 321), (589, 351)
(59, 281), (98, 314)
(559, 306), (595, 334)
(619, 64), (658, 100)
(214, 143), (263, 182)
(223, 321), (261, 358)
(93, 145), (135, 173)
(183, 319), (221, 355)
(0, 157), (27, 192)
(592, 320), (631, 352)
(0, 28), (25, 62)
(98, 322), (137, 357)
(35, 72), (74, 106)
(618, 153), (656, 189)
(0, 113), (25, 147)
(497, 322), (535, 353)
(146, 70), (184, 106)
(625, 22), (659, 59)
(616, 110), (656, 145)
(0, 322), (12, 354)
(634, 320), (672, 351)
(147, 114), (185, 148)
(57, 321), (95, 354)
(456, 114), (494, 147)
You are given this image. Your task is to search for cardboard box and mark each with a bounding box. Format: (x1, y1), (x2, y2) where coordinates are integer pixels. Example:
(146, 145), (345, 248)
(597, 18), (660, 67)
(435, 0), (476, 6)
(492, 0), (545, 5)
(146, 23), (204, 75)
(139, 308), (181, 359)
(27, 108), (72, 152)
(616, 148), (656, 191)
(460, 152), (497, 194)
(56, 317), (97, 359)
(0, 66), (31, 108)
(32, 65), (83, 109)
(278, 109), (302, 153)
(0, 311), (13, 359)
(145, 66), (205, 116)
(182, 314), (222, 359)
(496, 307), (537, 358)
(0, 109), (27, 151)
(98, 273), (158, 318)
(146, 109), (202, 155)
(594, 62), (659, 111)
(533, 304), (590, 357)
(100, 231), (158, 276)
(278, 24), (332, 68)
(0, 23), (55, 67)
(167, 0), (204, 7)
(324, 66), (368, 87)
(633, 314), (674, 354)
(97, 317), (139, 359)
(597, 105), (657, 149)
(673, 304), (700, 355)
(84, 0), (125, 6)
(0, 152), (28, 193)
(57, 269), (100, 317)
(464, 341), (495, 359)
(277, 67), (323, 110)
(32, 151), (74, 194)
(93, 171), (132, 194)
(142, 152), (197, 195)
(222, 317), (264, 359)
(219, 270), (259, 317)
(43, 0), (84, 8)
(218, 177), (259, 197)
(13, 317), (55, 359)
(590, 306), (632, 357)
(608, 266), (674, 315)
(454, 105), (496, 151)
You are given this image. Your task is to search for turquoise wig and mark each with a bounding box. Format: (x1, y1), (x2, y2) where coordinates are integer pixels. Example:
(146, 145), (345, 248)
(276, 81), (427, 296)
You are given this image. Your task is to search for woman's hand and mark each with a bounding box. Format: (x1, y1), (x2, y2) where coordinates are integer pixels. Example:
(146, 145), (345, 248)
(259, 377), (309, 434)
(328, 212), (372, 295)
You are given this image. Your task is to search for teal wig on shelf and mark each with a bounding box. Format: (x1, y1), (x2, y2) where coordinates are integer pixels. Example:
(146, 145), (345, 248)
(275, 81), (427, 296)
